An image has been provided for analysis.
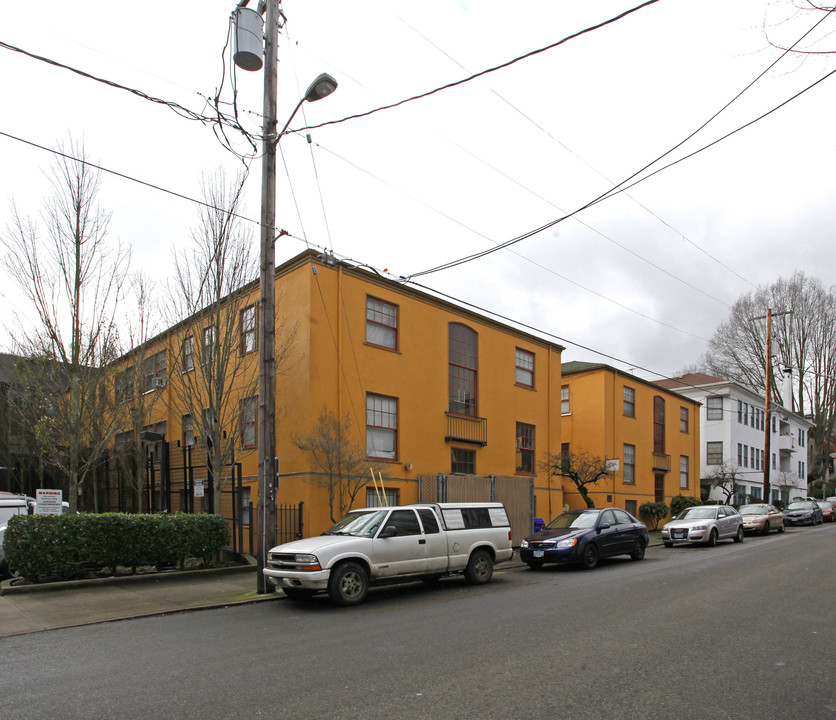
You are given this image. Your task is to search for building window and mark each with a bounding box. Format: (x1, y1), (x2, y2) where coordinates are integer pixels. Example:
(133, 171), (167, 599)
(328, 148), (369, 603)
(561, 385), (570, 414)
(799, 461), (805, 479)
(203, 325), (216, 364)
(240, 487), (251, 525)
(451, 448), (475, 474)
(798, 428), (805, 447)
(182, 414), (194, 448)
(241, 396), (256, 449)
(366, 296), (398, 350)
(449, 324), (477, 417)
(680, 407), (689, 433)
(143, 350), (167, 393)
(240, 305), (256, 355)
(623, 386), (635, 417)
(706, 441), (723, 465)
(516, 422), (535, 473)
(623, 444), (636, 484)
(653, 396), (665, 454)
(737, 443), (743, 467)
(560, 442), (571, 472)
(115, 371), (134, 403)
(515, 348), (535, 388)
(680, 455), (689, 489)
(366, 394), (397, 460)
(706, 396), (723, 421)
(365, 487), (400, 507)
(182, 336), (194, 372)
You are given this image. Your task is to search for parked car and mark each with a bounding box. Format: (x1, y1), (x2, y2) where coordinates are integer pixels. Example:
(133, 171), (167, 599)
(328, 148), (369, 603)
(816, 500), (835, 522)
(0, 495), (30, 580)
(263, 503), (514, 606)
(738, 504), (785, 535)
(519, 507), (648, 570)
(661, 504), (744, 547)
(784, 500), (823, 526)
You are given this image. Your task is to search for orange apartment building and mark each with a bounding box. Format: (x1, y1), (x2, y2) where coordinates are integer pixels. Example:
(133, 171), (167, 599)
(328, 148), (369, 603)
(112, 250), (567, 538)
(559, 362), (702, 518)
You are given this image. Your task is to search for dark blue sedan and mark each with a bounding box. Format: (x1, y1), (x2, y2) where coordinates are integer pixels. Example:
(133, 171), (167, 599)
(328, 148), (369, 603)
(520, 508), (649, 570)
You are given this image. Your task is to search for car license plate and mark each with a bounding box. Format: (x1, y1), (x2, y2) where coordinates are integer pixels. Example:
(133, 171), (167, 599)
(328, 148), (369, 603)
(672, 530), (687, 539)
(533, 550), (544, 558)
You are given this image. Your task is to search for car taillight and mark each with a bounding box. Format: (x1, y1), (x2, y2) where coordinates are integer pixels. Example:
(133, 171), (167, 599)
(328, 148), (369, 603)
(508, 529), (512, 542)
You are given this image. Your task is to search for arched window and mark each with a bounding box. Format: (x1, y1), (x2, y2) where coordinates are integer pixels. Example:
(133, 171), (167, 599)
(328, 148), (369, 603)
(448, 323), (478, 416)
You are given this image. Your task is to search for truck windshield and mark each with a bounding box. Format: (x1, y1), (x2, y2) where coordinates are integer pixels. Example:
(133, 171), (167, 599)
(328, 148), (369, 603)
(324, 510), (388, 537)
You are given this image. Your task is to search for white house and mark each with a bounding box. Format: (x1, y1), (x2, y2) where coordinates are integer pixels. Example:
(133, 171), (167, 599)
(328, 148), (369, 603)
(656, 373), (813, 505)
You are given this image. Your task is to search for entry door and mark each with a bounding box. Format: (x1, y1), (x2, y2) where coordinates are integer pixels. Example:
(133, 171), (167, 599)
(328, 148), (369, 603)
(654, 473), (665, 503)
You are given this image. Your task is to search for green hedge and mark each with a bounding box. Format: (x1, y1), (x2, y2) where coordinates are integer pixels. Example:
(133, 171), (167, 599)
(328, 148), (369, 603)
(3, 513), (229, 582)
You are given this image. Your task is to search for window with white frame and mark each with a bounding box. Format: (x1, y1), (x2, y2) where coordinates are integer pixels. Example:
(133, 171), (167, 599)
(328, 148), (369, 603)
(182, 336), (194, 372)
(241, 396), (256, 449)
(561, 385), (570, 414)
(203, 325), (216, 364)
(240, 305), (256, 355)
(706, 396), (723, 420)
(680, 455), (689, 489)
(366, 296), (398, 350)
(623, 444), (636, 484)
(182, 414), (194, 448)
(706, 441), (723, 465)
(623, 386), (635, 417)
(366, 393), (397, 460)
(515, 348), (534, 388)
(680, 406), (689, 433)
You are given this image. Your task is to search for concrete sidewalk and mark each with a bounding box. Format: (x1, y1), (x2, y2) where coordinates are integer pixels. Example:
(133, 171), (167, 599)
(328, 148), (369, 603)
(0, 565), (281, 638)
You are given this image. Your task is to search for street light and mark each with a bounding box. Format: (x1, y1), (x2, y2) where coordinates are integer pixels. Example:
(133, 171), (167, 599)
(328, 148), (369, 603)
(233, 0), (338, 593)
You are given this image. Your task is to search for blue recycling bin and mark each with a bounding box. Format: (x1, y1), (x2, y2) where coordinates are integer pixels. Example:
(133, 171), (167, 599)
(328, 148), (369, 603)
(533, 517), (544, 533)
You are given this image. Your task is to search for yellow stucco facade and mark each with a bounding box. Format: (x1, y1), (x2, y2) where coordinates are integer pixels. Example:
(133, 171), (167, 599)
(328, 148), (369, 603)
(115, 251), (566, 537)
(559, 362), (702, 520)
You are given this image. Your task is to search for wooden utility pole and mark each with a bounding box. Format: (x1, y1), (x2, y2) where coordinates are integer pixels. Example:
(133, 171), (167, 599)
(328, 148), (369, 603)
(256, 0), (279, 594)
(763, 309), (773, 503)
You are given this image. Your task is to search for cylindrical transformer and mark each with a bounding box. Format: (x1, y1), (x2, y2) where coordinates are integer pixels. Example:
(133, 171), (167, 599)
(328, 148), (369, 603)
(233, 7), (264, 72)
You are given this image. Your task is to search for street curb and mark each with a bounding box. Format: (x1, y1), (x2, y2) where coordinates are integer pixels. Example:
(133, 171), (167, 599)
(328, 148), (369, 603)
(0, 557), (258, 597)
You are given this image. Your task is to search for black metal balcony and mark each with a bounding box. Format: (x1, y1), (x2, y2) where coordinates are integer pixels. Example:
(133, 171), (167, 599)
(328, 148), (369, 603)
(445, 412), (488, 446)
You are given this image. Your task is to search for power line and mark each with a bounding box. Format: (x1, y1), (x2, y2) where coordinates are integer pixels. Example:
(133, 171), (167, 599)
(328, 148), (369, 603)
(406, 6), (836, 281)
(286, 0), (662, 136)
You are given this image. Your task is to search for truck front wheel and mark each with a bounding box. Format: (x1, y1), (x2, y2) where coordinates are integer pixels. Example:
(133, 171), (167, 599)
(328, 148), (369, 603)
(464, 549), (493, 585)
(327, 562), (369, 606)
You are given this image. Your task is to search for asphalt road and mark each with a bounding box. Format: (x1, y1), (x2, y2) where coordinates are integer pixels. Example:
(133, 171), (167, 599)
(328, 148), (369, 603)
(3, 525), (835, 720)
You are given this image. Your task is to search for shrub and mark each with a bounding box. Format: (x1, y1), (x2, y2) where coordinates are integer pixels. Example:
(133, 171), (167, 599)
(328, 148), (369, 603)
(639, 501), (669, 531)
(670, 494), (702, 518)
(4, 512), (230, 582)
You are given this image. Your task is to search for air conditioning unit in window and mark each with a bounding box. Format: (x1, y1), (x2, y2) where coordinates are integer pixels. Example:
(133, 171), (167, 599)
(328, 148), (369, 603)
(152, 377), (167, 389)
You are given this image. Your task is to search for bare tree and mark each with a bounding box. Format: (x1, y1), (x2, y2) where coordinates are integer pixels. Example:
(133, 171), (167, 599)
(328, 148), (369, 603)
(705, 461), (742, 505)
(541, 449), (610, 509)
(112, 271), (162, 512)
(293, 409), (386, 523)
(703, 273), (836, 494)
(164, 168), (266, 511)
(1, 138), (129, 511)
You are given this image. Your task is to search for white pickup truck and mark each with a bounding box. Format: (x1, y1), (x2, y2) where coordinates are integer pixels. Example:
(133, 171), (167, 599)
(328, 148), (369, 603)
(263, 502), (515, 605)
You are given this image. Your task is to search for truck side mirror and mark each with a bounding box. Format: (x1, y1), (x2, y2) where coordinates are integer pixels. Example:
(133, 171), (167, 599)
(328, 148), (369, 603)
(379, 525), (397, 539)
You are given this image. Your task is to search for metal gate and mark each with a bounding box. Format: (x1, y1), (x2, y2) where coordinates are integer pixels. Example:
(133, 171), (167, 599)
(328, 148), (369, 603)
(418, 473), (533, 547)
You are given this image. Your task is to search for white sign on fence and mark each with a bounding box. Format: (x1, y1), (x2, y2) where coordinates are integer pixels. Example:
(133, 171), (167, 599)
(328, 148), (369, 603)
(194, 480), (205, 498)
(35, 489), (63, 514)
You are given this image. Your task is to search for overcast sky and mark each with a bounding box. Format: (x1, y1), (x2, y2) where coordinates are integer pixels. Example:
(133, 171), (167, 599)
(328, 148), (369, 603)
(2, 1), (835, 381)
